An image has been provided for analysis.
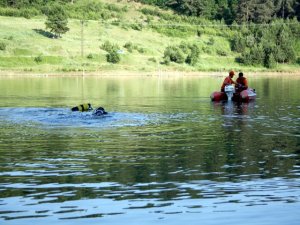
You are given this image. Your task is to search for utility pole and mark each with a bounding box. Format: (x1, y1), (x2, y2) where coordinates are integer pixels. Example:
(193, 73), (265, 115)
(80, 20), (85, 76)
(81, 20), (84, 58)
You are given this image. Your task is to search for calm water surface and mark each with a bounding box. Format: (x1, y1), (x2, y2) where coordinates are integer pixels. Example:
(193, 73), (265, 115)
(0, 75), (299, 225)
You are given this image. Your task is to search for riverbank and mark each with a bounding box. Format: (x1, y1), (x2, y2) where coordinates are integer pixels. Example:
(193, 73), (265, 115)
(0, 69), (300, 78)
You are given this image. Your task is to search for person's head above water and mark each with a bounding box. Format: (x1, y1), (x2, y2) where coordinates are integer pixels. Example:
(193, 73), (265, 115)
(93, 107), (108, 116)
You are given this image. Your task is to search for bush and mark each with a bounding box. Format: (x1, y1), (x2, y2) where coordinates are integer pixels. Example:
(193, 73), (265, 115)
(148, 57), (157, 63)
(265, 53), (276, 68)
(196, 30), (202, 37)
(0, 42), (6, 51)
(101, 40), (119, 53)
(124, 42), (134, 52)
(0, 7), (40, 18)
(186, 44), (200, 65)
(87, 53), (94, 59)
(163, 46), (185, 64)
(131, 23), (143, 31)
(231, 34), (246, 53)
(106, 51), (120, 64)
(216, 49), (227, 56)
(208, 37), (215, 45)
(163, 42), (200, 65)
(101, 41), (121, 63)
(34, 55), (43, 63)
(137, 47), (146, 53)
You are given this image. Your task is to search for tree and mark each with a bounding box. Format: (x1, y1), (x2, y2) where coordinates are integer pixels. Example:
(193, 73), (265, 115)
(45, 4), (69, 38)
(166, 0), (216, 19)
(254, 0), (275, 23)
(236, 0), (256, 23)
(275, 0), (296, 18)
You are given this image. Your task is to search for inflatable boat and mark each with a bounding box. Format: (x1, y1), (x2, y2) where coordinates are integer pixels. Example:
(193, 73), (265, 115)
(211, 85), (256, 102)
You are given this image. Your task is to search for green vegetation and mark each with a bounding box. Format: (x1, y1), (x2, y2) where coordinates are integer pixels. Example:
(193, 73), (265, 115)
(0, 0), (299, 74)
(45, 4), (69, 38)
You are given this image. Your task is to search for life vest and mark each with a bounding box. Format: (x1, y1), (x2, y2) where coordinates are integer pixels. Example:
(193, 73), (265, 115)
(221, 76), (235, 91)
(236, 77), (248, 87)
(77, 103), (92, 112)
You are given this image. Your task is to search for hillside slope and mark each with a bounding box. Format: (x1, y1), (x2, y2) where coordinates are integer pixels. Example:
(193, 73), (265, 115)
(0, 0), (299, 74)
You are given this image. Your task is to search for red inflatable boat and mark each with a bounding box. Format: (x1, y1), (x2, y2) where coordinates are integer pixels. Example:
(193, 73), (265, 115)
(211, 85), (256, 102)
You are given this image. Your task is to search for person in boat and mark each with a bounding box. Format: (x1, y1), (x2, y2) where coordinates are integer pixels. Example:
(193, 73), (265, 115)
(235, 72), (248, 93)
(221, 70), (236, 92)
(92, 107), (108, 116)
(71, 103), (93, 112)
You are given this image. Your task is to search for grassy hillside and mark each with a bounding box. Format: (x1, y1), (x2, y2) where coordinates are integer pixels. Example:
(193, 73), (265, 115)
(0, 0), (299, 75)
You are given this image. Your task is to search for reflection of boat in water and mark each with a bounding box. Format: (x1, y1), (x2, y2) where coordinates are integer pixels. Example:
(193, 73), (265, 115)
(211, 85), (256, 102)
(212, 100), (256, 116)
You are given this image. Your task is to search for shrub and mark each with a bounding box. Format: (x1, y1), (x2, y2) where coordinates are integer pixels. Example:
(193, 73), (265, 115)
(124, 42), (134, 52)
(137, 47), (145, 53)
(231, 34), (246, 53)
(34, 55), (43, 63)
(131, 23), (143, 31)
(196, 30), (202, 37)
(265, 53), (276, 68)
(101, 40), (119, 53)
(0, 42), (6, 51)
(106, 51), (120, 63)
(186, 44), (200, 65)
(101, 41), (121, 63)
(163, 43), (200, 65)
(0, 7), (40, 18)
(163, 46), (185, 64)
(87, 53), (94, 59)
(148, 57), (157, 63)
(216, 49), (227, 56)
(208, 37), (215, 45)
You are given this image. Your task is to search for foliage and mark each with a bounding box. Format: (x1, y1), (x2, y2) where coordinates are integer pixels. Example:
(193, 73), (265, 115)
(0, 7), (40, 18)
(65, 1), (126, 20)
(101, 41), (121, 64)
(106, 51), (120, 64)
(101, 40), (119, 53)
(0, 0), (126, 20)
(45, 4), (69, 38)
(124, 42), (134, 53)
(87, 53), (94, 59)
(1, 0), (300, 24)
(235, 20), (298, 67)
(163, 42), (200, 66)
(0, 42), (6, 51)
(34, 55), (43, 63)
(137, 0), (300, 24)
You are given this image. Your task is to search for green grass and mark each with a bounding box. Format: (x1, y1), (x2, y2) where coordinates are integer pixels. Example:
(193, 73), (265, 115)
(0, 0), (299, 74)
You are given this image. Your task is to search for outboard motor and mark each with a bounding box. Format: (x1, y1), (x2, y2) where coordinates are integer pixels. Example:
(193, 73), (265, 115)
(224, 85), (235, 101)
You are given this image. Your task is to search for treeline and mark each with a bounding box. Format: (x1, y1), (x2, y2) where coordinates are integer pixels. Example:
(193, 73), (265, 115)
(232, 19), (299, 68)
(0, 0), (127, 19)
(137, 0), (300, 24)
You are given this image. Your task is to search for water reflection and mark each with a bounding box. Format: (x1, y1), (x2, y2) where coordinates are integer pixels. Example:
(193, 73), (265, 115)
(212, 101), (256, 116)
(0, 76), (300, 224)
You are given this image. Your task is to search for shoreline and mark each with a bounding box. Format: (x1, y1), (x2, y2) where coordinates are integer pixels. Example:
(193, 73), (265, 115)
(0, 70), (300, 77)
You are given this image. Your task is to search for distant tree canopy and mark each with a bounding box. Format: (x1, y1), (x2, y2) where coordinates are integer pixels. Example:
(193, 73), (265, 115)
(1, 0), (300, 23)
(0, 0), (73, 8)
(137, 0), (300, 24)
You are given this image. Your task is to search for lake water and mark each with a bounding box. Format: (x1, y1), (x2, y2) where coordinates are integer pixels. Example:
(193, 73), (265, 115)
(0, 75), (299, 225)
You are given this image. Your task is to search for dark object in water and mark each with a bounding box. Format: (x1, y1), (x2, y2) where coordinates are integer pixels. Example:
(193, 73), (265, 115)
(71, 103), (93, 112)
(93, 107), (108, 116)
